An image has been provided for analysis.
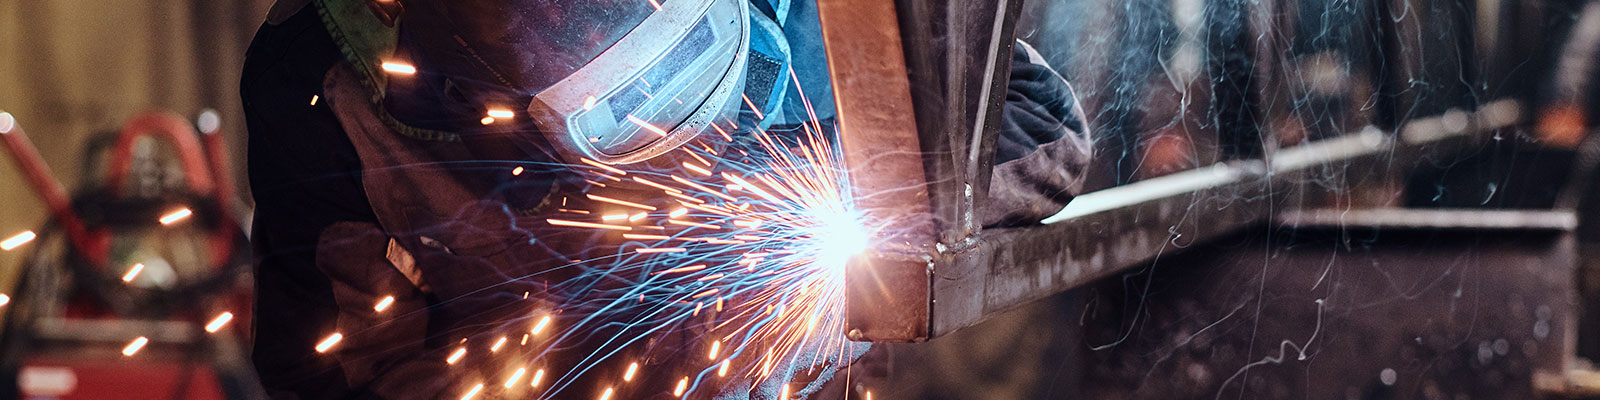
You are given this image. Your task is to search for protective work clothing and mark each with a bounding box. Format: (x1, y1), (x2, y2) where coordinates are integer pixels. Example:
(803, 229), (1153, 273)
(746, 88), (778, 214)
(242, 0), (1091, 399)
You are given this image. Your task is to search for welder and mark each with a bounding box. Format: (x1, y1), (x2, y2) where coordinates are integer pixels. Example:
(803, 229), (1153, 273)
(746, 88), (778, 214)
(240, 0), (1091, 398)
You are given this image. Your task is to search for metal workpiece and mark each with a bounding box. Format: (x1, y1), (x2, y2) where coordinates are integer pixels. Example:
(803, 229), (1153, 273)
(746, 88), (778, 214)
(813, 0), (940, 342)
(840, 95), (1522, 342)
(894, 0), (1025, 245)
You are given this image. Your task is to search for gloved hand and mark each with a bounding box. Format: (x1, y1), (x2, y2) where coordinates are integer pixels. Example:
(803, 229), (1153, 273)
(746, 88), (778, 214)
(980, 40), (1094, 227)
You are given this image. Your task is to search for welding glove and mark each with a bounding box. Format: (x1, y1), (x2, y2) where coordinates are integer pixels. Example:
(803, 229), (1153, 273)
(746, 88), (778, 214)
(980, 40), (1094, 228)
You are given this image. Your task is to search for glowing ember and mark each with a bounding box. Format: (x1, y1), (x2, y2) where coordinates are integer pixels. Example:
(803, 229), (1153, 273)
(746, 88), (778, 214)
(315, 333), (342, 353)
(380, 61), (417, 75)
(205, 312), (234, 333)
(1, 231), (36, 251)
(159, 208), (192, 225)
(374, 295), (395, 312)
(122, 337), (149, 356)
(121, 263), (144, 283)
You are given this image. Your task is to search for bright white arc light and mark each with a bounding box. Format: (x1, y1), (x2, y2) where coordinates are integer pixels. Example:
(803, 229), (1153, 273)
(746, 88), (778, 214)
(811, 210), (868, 273)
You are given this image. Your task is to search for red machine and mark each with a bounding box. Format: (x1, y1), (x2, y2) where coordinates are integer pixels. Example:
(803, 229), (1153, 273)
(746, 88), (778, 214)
(0, 111), (259, 399)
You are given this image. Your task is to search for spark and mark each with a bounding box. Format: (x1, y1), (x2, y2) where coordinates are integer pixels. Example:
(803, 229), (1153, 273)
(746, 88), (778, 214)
(626, 115), (669, 136)
(461, 383), (483, 400)
(512, 166), (525, 176)
(1, 231), (34, 251)
(491, 336), (508, 352)
(122, 263), (145, 283)
(123, 337), (149, 356)
(447, 347), (467, 364)
(316, 333), (343, 353)
(442, 75), (866, 398)
(487, 109), (515, 119)
(505, 368), (527, 388)
(205, 312), (234, 333)
(310, 95), (320, 105)
(742, 93), (766, 120)
(0, 294), (8, 307)
(647, 0), (662, 11)
(684, 162), (713, 176)
(584, 96), (598, 111)
(381, 61), (417, 75)
(581, 158), (628, 175)
(374, 296), (395, 312)
(547, 219), (632, 231)
(531, 315), (552, 334)
(480, 117), (496, 125)
(587, 194), (656, 211)
(159, 208), (192, 225)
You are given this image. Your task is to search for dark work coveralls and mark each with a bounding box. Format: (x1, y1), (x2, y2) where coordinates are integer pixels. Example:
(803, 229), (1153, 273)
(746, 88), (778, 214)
(241, 2), (1092, 399)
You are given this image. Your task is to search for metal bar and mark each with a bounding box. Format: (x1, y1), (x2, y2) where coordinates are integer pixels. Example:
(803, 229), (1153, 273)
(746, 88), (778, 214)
(916, 100), (1521, 340)
(815, 0), (937, 342)
(963, 0), (1022, 235)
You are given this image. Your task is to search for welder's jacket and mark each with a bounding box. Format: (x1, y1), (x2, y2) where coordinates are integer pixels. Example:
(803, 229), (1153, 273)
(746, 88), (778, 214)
(242, 1), (1091, 399)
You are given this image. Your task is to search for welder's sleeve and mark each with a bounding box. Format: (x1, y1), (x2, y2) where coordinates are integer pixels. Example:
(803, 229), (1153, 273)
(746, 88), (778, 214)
(980, 40), (1094, 227)
(242, 4), (459, 399)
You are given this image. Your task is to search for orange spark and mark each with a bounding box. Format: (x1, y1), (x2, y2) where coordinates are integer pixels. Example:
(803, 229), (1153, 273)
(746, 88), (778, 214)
(587, 194), (657, 211)
(1, 231), (35, 251)
(532, 315), (553, 334)
(159, 208), (192, 225)
(505, 367), (527, 388)
(461, 383), (483, 400)
(683, 162), (712, 176)
(623, 362), (639, 382)
(547, 219), (632, 231)
(205, 312), (234, 333)
(316, 333), (343, 353)
(381, 61), (417, 75)
(580, 158), (628, 175)
(626, 115), (669, 136)
(122, 263), (145, 283)
(374, 296), (395, 312)
(123, 337), (149, 356)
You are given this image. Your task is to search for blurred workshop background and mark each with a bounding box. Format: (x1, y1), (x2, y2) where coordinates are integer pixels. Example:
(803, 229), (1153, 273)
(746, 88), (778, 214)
(0, 0), (271, 302)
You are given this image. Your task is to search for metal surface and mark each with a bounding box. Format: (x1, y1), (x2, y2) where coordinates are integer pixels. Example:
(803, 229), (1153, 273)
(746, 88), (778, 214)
(894, 0), (1024, 245)
(917, 101), (1522, 340)
(814, 0), (936, 342)
(858, 208), (1576, 399)
(841, 95), (1520, 341)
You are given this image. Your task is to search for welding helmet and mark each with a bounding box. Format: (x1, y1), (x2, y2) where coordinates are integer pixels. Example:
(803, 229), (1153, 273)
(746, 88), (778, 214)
(397, 0), (793, 166)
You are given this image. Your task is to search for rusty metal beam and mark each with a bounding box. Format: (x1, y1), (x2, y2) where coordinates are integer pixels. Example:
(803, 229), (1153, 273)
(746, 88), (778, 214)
(815, 0), (936, 342)
(918, 100), (1523, 339)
